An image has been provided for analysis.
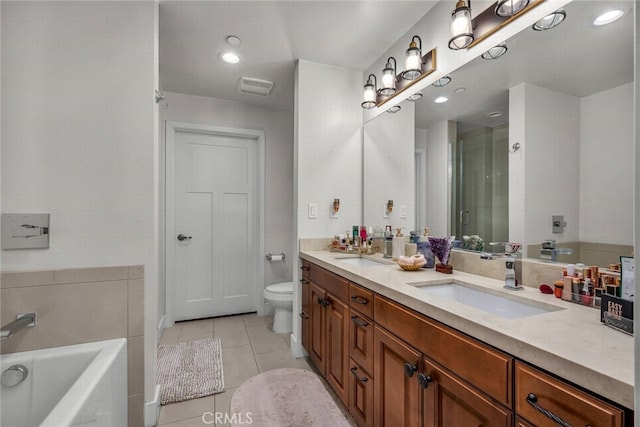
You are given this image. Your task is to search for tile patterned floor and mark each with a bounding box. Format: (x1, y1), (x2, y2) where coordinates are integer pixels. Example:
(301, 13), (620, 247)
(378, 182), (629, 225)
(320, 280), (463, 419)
(156, 313), (353, 426)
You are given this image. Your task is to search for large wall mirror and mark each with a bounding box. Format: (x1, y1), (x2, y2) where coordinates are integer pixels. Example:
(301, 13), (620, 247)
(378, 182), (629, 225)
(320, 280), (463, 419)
(364, 0), (634, 266)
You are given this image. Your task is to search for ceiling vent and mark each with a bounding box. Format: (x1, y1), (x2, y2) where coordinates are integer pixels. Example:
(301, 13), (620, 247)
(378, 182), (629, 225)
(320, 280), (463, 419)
(238, 77), (274, 97)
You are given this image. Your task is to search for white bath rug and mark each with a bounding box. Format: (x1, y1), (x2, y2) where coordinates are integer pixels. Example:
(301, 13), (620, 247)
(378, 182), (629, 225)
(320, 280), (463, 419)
(157, 337), (224, 405)
(229, 368), (352, 426)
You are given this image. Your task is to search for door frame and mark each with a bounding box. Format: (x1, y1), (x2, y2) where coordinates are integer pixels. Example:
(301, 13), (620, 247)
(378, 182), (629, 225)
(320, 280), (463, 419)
(165, 121), (266, 326)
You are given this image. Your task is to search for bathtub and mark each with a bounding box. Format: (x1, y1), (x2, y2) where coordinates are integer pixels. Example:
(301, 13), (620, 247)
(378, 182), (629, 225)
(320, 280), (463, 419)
(1, 338), (127, 427)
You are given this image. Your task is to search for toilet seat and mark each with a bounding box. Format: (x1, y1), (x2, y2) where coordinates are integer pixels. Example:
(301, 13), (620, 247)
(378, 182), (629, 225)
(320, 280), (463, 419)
(265, 282), (293, 294)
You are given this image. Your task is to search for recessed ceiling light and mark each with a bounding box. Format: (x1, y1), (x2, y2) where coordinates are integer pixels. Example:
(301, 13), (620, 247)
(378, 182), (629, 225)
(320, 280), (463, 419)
(407, 92), (423, 102)
(592, 9), (624, 26)
(220, 52), (240, 64)
(532, 9), (566, 31)
(455, 87), (466, 94)
(482, 43), (508, 60)
(432, 76), (452, 87)
(226, 35), (241, 46)
(487, 111), (503, 118)
(434, 96), (448, 104)
(387, 105), (402, 114)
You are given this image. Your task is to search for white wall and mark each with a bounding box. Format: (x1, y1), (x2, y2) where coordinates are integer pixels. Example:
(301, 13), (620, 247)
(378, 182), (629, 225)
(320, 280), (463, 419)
(425, 121), (452, 236)
(293, 60), (362, 355)
(509, 83), (581, 254)
(160, 91), (295, 311)
(1, 1), (159, 417)
(579, 82), (633, 245)
(363, 103), (415, 231)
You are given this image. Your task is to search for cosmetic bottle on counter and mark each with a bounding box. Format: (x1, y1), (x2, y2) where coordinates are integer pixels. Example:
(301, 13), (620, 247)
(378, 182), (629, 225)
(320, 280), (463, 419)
(392, 228), (405, 261)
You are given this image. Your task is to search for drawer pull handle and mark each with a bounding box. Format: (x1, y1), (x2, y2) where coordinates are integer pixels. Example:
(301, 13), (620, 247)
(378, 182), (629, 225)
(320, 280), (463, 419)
(317, 298), (330, 307)
(350, 315), (369, 327)
(299, 312), (309, 319)
(300, 266), (310, 271)
(351, 296), (369, 305)
(299, 278), (309, 284)
(350, 366), (368, 383)
(526, 393), (571, 427)
(404, 363), (417, 378)
(417, 373), (433, 389)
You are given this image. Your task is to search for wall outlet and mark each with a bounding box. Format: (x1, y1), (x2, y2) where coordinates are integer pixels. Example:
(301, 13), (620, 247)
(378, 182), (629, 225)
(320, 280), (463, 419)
(400, 205), (407, 219)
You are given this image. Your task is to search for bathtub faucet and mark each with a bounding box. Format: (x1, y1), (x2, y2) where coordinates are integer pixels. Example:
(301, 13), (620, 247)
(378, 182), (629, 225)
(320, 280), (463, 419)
(1, 312), (36, 339)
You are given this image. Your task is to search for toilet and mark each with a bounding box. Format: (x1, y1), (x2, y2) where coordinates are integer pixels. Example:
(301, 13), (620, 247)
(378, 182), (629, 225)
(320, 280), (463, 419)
(263, 282), (294, 334)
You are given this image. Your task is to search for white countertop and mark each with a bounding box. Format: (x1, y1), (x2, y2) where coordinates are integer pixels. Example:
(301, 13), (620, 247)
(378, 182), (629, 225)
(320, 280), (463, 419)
(300, 250), (635, 409)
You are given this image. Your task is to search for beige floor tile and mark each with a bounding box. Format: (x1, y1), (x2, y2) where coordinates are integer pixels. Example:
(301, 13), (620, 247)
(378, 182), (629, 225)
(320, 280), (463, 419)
(213, 318), (250, 347)
(212, 387), (237, 427)
(222, 345), (259, 389)
(179, 318), (214, 337)
(159, 326), (181, 345)
(241, 313), (272, 327)
(157, 416), (207, 426)
(157, 395), (215, 425)
(246, 324), (289, 354)
(177, 331), (215, 343)
(254, 350), (312, 373)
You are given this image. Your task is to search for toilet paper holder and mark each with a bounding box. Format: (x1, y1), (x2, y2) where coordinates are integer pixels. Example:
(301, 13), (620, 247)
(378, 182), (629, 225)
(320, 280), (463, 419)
(266, 252), (286, 262)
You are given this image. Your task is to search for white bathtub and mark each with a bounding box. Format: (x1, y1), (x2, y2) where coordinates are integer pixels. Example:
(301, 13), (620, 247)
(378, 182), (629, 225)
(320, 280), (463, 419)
(1, 338), (127, 427)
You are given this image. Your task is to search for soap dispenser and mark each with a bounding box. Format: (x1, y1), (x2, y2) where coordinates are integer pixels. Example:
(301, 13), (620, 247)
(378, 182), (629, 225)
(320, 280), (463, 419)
(392, 228), (405, 261)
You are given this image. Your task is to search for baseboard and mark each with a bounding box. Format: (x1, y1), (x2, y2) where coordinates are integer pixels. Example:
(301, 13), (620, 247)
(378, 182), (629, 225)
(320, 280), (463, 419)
(290, 334), (308, 359)
(144, 384), (161, 427)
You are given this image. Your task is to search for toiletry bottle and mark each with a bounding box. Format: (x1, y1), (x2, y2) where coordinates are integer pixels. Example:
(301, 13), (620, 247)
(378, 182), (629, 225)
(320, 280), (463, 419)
(417, 227), (435, 268)
(392, 228), (404, 261)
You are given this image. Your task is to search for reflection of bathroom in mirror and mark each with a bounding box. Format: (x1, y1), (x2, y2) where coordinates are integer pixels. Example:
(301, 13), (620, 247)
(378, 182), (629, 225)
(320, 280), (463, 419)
(364, 0), (634, 266)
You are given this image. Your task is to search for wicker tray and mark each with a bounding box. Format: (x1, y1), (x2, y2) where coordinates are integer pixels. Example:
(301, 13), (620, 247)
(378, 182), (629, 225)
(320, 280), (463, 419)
(398, 262), (426, 271)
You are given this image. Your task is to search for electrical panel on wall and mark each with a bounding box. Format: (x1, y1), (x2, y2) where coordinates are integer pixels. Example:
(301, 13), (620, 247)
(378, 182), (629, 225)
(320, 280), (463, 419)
(1, 213), (50, 249)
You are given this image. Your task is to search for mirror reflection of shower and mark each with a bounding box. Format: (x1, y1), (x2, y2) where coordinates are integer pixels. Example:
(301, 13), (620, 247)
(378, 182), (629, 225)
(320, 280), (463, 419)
(451, 123), (509, 252)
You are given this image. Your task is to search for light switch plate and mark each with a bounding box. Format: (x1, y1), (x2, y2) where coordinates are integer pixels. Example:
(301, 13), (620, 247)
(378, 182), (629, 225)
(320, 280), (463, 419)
(2, 213), (50, 249)
(308, 203), (318, 219)
(400, 205), (407, 219)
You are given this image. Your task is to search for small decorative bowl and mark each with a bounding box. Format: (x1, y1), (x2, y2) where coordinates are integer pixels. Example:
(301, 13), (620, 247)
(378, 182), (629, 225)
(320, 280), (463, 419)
(398, 262), (426, 271)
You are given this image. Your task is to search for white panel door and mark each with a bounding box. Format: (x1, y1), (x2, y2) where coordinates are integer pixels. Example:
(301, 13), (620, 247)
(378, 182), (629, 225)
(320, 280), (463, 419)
(174, 130), (257, 321)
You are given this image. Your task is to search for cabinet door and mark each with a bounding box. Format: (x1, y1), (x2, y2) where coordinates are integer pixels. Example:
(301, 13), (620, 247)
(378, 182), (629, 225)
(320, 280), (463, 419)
(515, 416), (535, 427)
(350, 359), (374, 427)
(300, 276), (311, 353)
(422, 357), (512, 427)
(350, 309), (374, 376)
(325, 293), (350, 406)
(515, 362), (624, 427)
(374, 326), (421, 427)
(309, 282), (326, 372)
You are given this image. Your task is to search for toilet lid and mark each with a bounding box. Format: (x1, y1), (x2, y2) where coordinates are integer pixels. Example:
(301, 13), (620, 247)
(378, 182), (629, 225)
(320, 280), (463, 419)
(266, 282), (293, 294)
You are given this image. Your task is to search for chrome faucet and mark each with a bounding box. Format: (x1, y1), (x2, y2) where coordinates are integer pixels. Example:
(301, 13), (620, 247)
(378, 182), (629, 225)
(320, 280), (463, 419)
(1, 312), (36, 339)
(503, 257), (523, 291)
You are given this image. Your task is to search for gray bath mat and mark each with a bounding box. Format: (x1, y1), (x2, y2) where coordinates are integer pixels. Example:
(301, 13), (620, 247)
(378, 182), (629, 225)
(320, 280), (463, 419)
(157, 337), (224, 405)
(230, 368), (351, 426)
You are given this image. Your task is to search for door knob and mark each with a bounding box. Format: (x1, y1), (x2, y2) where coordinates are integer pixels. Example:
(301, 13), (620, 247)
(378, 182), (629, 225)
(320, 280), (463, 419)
(177, 234), (192, 241)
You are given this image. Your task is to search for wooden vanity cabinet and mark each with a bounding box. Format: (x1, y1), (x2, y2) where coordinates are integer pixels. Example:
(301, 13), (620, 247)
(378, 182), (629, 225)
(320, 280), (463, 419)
(308, 264), (350, 406)
(515, 361), (624, 427)
(349, 283), (374, 376)
(349, 359), (375, 427)
(300, 260), (311, 353)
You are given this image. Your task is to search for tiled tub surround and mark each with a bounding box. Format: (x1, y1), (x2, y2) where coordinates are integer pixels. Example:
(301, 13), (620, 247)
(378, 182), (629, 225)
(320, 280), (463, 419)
(0, 265), (145, 426)
(298, 249), (634, 411)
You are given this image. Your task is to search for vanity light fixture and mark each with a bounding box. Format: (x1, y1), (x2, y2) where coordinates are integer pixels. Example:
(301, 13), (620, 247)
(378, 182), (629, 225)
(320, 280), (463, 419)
(331, 198), (340, 219)
(432, 75), (452, 87)
(386, 200), (394, 215)
(402, 36), (423, 80)
(592, 9), (625, 26)
(387, 105), (402, 113)
(380, 57), (398, 96)
(495, 0), (530, 17)
(481, 43), (508, 60)
(532, 9), (566, 31)
(449, 0), (474, 50)
(434, 96), (448, 104)
(407, 92), (423, 102)
(361, 74), (377, 109)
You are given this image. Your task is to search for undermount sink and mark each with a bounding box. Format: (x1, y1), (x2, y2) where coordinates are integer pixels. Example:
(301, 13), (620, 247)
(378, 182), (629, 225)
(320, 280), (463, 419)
(336, 257), (390, 267)
(409, 282), (561, 319)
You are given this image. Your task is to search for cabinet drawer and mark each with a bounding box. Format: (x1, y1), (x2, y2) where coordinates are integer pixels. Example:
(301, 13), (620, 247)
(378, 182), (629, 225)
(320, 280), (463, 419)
(349, 308), (374, 376)
(374, 295), (512, 406)
(515, 361), (624, 427)
(349, 282), (374, 318)
(310, 264), (348, 301)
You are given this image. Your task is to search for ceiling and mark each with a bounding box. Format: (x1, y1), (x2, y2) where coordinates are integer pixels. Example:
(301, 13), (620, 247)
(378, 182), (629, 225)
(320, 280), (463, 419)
(159, 1), (439, 110)
(413, 0), (634, 131)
